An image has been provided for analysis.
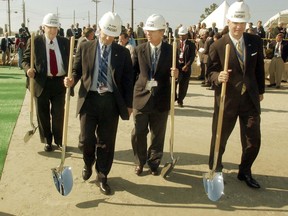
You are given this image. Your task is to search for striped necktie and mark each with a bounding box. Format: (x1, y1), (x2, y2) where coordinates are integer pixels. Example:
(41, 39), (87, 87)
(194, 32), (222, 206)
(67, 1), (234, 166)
(236, 41), (246, 95)
(236, 41), (244, 70)
(152, 47), (158, 74)
(98, 45), (109, 87)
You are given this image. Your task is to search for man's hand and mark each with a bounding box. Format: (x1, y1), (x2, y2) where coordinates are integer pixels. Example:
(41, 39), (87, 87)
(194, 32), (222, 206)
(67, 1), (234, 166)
(26, 68), (35, 78)
(64, 77), (74, 88)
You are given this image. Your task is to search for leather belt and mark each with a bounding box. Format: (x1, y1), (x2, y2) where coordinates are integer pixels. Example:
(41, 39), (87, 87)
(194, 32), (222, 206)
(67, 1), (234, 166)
(47, 76), (65, 79)
(89, 91), (113, 96)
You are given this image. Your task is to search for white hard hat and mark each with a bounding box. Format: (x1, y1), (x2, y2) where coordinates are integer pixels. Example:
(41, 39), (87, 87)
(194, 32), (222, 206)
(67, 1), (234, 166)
(42, 13), (59, 27)
(99, 12), (122, 37)
(143, 14), (166, 31)
(226, 0), (251, 23)
(178, 26), (188, 35)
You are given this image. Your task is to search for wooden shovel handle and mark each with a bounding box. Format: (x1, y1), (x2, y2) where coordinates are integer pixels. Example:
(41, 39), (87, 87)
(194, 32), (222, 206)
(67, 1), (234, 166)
(212, 44), (230, 171)
(60, 36), (75, 167)
(29, 33), (35, 115)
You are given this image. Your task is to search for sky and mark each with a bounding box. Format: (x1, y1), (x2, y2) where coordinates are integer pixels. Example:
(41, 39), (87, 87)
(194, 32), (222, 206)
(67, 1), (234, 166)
(0, 0), (287, 34)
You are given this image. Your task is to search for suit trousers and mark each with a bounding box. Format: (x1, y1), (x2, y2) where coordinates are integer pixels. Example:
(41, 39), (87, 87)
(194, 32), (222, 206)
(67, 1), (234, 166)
(131, 102), (169, 170)
(209, 92), (261, 175)
(35, 77), (66, 145)
(269, 57), (285, 87)
(79, 91), (119, 178)
(176, 64), (192, 104)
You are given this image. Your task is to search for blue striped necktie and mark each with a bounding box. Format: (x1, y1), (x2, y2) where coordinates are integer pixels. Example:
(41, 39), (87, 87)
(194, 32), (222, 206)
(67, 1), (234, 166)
(98, 45), (109, 87)
(152, 47), (158, 74)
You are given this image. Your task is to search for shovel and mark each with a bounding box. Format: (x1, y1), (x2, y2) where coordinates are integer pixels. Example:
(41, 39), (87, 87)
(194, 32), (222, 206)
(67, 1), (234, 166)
(24, 33), (38, 143)
(51, 36), (75, 196)
(203, 44), (230, 201)
(161, 40), (179, 178)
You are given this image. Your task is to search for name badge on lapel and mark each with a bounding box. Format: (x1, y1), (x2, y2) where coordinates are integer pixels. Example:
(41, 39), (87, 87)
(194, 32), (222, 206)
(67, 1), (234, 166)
(145, 79), (158, 91)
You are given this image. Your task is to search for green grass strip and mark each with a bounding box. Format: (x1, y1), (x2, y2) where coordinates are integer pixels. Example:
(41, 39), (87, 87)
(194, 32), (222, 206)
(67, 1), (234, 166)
(0, 66), (26, 178)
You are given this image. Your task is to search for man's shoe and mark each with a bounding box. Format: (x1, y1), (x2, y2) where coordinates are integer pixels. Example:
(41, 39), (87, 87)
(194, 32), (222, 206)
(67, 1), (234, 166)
(96, 177), (111, 195)
(134, 165), (143, 176)
(276, 86), (281, 89)
(201, 83), (211, 87)
(177, 103), (184, 108)
(44, 144), (52, 152)
(149, 168), (159, 176)
(237, 173), (261, 188)
(82, 165), (92, 181)
(267, 83), (276, 87)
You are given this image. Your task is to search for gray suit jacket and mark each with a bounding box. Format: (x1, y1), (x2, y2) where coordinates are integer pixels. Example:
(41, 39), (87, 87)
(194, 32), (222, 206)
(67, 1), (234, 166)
(72, 40), (134, 120)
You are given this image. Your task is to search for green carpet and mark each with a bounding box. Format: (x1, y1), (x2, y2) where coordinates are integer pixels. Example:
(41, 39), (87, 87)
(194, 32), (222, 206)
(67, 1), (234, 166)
(0, 66), (26, 178)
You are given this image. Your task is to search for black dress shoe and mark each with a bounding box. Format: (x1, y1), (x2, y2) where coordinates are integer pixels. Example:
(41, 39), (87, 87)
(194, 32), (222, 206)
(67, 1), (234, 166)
(95, 178), (111, 195)
(267, 83), (276, 87)
(134, 165), (143, 176)
(82, 165), (92, 181)
(44, 144), (52, 152)
(237, 173), (260, 188)
(149, 168), (159, 176)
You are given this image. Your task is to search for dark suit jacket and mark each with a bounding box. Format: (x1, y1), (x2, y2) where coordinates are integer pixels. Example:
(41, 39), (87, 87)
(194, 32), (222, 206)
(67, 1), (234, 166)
(72, 40), (134, 120)
(133, 42), (175, 112)
(1, 37), (14, 52)
(179, 39), (196, 70)
(268, 40), (288, 62)
(207, 33), (265, 114)
(22, 35), (70, 97)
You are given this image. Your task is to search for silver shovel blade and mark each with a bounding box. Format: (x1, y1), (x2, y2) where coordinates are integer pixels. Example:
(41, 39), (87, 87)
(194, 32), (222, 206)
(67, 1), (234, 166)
(203, 172), (224, 201)
(52, 166), (73, 196)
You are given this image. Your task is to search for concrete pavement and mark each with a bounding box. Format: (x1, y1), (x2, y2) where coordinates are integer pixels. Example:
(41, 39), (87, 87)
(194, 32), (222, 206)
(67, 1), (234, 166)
(0, 76), (287, 216)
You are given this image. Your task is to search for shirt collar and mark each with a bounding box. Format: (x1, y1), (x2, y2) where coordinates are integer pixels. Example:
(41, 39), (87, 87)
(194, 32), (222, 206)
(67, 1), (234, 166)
(150, 42), (162, 50)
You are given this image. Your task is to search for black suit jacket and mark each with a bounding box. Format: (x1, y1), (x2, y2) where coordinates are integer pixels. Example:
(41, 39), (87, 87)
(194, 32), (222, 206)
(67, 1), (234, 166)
(1, 37), (14, 52)
(133, 42), (176, 112)
(268, 40), (288, 62)
(22, 35), (70, 97)
(72, 40), (134, 120)
(178, 39), (196, 69)
(207, 33), (265, 114)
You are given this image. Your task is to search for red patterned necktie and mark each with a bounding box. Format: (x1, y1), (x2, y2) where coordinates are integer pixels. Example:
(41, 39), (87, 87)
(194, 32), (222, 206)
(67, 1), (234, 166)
(49, 40), (58, 76)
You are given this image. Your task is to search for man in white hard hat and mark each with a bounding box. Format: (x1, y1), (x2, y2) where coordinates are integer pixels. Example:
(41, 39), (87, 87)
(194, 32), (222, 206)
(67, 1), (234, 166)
(175, 26), (196, 107)
(131, 14), (179, 176)
(64, 12), (134, 195)
(207, 0), (265, 189)
(22, 13), (70, 152)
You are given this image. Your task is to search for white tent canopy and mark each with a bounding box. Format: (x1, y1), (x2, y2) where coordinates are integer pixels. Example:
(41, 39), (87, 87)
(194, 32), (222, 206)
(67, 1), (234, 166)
(264, 9), (288, 28)
(201, 0), (229, 31)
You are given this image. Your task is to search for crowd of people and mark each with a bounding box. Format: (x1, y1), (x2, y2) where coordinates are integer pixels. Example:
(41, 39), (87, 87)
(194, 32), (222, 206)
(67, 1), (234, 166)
(2, 0), (288, 198)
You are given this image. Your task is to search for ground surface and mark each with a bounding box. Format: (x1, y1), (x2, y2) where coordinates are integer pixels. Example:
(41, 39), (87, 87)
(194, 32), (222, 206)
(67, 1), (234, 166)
(0, 78), (287, 216)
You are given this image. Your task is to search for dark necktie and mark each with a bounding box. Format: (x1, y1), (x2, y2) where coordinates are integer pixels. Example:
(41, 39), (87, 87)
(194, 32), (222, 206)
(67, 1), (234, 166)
(152, 47), (158, 74)
(49, 40), (58, 76)
(98, 45), (109, 86)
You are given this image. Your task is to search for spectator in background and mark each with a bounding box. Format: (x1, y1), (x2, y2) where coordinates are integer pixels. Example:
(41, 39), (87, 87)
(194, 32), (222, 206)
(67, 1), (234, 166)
(285, 24), (288, 39)
(267, 33), (288, 88)
(118, 32), (135, 65)
(15, 33), (26, 69)
(1, 32), (14, 65)
(19, 22), (31, 42)
(272, 21), (285, 38)
(76, 27), (95, 51)
(36, 25), (44, 36)
(164, 22), (173, 39)
(66, 24), (75, 38)
(174, 24), (182, 39)
(221, 25), (229, 36)
(246, 22), (256, 34)
(127, 27), (136, 47)
(176, 26), (196, 107)
(136, 21), (146, 45)
(188, 25), (197, 40)
(74, 23), (82, 39)
(58, 23), (65, 37)
(256, 20), (265, 38)
(208, 22), (218, 37)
